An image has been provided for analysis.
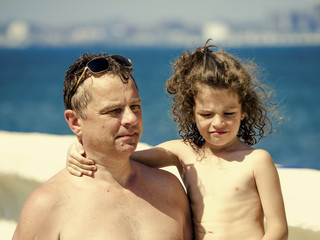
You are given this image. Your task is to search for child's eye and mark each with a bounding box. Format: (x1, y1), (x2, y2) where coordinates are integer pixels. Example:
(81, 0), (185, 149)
(199, 113), (212, 117)
(224, 112), (235, 116)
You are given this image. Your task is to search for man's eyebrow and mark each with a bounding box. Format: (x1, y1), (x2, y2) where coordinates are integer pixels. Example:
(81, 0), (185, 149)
(100, 98), (142, 112)
(99, 104), (120, 113)
(130, 98), (142, 104)
(104, 103), (121, 109)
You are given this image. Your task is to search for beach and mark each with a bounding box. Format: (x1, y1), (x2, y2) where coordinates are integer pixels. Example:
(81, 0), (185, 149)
(1, 131), (319, 239)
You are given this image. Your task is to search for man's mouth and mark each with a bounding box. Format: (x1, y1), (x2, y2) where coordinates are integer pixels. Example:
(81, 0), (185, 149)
(117, 132), (137, 139)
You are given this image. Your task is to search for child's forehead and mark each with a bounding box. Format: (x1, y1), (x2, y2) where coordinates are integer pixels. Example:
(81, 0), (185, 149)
(194, 85), (241, 106)
(195, 83), (238, 97)
(194, 91), (242, 114)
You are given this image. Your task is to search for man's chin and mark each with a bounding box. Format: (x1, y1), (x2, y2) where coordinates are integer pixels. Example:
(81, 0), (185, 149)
(118, 140), (138, 151)
(116, 133), (140, 150)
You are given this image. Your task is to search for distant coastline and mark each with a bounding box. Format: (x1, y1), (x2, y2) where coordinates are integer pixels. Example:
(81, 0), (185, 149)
(1, 3), (320, 49)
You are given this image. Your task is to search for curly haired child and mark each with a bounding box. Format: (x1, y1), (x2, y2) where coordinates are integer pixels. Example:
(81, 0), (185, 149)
(67, 39), (288, 240)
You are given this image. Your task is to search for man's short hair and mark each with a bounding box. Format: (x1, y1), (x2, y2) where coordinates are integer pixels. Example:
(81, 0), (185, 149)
(63, 53), (136, 118)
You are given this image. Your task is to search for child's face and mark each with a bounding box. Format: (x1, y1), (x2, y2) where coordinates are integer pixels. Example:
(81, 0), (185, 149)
(193, 86), (245, 150)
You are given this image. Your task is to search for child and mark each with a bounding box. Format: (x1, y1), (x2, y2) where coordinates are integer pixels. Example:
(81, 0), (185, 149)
(67, 40), (288, 240)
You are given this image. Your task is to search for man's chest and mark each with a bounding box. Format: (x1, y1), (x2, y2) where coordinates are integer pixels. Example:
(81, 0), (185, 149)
(59, 193), (182, 240)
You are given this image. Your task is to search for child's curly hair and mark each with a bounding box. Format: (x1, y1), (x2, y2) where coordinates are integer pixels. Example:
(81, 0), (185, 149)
(167, 39), (278, 148)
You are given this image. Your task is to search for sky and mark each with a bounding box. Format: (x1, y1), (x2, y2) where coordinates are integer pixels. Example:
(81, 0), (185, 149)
(1, 0), (318, 27)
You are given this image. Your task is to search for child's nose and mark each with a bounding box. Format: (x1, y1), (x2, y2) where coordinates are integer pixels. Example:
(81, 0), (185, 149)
(211, 114), (224, 127)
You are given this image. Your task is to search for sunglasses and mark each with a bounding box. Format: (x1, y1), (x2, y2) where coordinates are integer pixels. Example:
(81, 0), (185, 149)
(72, 55), (132, 94)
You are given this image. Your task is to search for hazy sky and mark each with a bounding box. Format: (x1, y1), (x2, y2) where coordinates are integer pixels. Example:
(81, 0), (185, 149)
(1, 0), (318, 27)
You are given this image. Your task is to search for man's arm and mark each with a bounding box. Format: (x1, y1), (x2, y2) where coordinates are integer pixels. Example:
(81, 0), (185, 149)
(253, 149), (288, 240)
(13, 186), (60, 239)
(159, 169), (194, 240)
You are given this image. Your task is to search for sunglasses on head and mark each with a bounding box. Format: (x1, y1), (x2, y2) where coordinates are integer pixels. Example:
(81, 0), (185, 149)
(72, 55), (132, 94)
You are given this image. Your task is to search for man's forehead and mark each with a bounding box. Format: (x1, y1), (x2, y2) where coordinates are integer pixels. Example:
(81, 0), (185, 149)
(84, 73), (136, 90)
(86, 74), (139, 103)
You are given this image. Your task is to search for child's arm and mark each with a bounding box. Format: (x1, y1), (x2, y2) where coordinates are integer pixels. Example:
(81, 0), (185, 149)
(131, 140), (182, 169)
(66, 140), (96, 176)
(66, 139), (183, 176)
(254, 150), (288, 240)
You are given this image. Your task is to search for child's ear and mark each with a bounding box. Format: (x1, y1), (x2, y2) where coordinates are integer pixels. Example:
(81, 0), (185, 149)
(64, 110), (82, 137)
(241, 112), (246, 120)
(192, 106), (196, 122)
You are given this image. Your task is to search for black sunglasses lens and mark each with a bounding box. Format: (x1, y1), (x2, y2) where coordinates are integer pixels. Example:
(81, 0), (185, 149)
(111, 55), (132, 67)
(87, 58), (110, 73)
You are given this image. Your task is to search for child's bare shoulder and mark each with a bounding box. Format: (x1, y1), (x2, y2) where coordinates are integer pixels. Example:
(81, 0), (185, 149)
(249, 148), (273, 161)
(247, 148), (271, 157)
(247, 148), (276, 171)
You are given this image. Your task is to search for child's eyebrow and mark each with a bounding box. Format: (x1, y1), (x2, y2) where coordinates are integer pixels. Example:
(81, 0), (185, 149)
(224, 106), (240, 110)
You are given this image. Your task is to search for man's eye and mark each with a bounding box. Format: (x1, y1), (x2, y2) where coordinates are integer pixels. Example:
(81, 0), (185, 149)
(131, 105), (141, 111)
(105, 109), (121, 115)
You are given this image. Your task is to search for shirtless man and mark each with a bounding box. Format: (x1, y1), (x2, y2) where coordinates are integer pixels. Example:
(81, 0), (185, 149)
(12, 53), (193, 240)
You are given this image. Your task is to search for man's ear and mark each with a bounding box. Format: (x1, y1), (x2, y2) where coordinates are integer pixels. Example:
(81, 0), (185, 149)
(64, 110), (82, 137)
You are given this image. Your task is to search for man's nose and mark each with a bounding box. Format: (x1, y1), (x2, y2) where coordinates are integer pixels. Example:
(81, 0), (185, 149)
(121, 107), (138, 125)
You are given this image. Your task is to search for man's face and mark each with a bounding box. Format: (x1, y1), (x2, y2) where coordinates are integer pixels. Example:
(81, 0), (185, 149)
(79, 74), (143, 159)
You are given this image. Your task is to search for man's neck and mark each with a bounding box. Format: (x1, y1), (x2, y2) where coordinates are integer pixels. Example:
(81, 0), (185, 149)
(85, 150), (136, 187)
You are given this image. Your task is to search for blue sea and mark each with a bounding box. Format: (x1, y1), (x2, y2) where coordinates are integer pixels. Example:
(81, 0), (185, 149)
(0, 46), (319, 170)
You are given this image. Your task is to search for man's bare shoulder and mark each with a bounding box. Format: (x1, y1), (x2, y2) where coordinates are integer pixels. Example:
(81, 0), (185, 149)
(13, 170), (69, 239)
(133, 161), (185, 193)
(134, 160), (179, 181)
(22, 169), (69, 211)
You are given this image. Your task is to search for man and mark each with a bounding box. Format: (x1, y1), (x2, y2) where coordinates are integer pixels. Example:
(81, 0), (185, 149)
(13, 53), (193, 239)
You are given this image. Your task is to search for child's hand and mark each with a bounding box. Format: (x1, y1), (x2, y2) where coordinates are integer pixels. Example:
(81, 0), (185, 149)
(66, 140), (96, 177)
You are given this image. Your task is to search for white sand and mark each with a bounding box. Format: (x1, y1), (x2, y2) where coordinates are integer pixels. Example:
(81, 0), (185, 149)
(0, 131), (151, 182)
(1, 131), (319, 238)
(278, 168), (320, 231)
